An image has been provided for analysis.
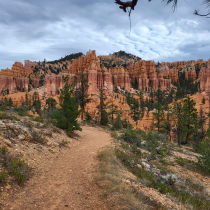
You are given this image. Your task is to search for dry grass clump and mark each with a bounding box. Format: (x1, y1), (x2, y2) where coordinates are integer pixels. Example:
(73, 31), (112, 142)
(95, 147), (155, 210)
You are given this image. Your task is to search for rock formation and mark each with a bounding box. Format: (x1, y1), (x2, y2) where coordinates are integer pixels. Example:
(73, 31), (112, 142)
(109, 67), (131, 90)
(157, 65), (178, 83)
(0, 61), (32, 95)
(128, 60), (171, 91)
(185, 66), (197, 80)
(200, 63), (210, 94)
(46, 50), (114, 97)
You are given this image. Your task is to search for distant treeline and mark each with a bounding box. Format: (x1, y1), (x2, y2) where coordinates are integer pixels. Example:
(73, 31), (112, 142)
(47, 52), (84, 64)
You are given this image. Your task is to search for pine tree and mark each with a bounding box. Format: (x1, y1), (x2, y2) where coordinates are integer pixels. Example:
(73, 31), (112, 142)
(181, 96), (198, 144)
(202, 97), (205, 104)
(107, 96), (120, 122)
(75, 72), (91, 120)
(8, 98), (13, 109)
(153, 102), (166, 133)
(46, 97), (57, 108)
(130, 97), (140, 124)
(54, 75), (82, 136)
(170, 101), (184, 146)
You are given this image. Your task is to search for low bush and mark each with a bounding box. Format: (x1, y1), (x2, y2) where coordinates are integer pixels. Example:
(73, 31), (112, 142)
(120, 128), (142, 146)
(32, 131), (47, 144)
(85, 112), (92, 122)
(197, 138), (210, 173)
(0, 112), (6, 119)
(0, 172), (8, 184)
(4, 156), (32, 184)
(0, 146), (31, 184)
(11, 115), (20, 121)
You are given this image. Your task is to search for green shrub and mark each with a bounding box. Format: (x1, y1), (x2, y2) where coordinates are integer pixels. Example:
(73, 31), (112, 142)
(120, 128), (142, 146)
(4, 157), (31, 184)
(59, 139), (68, 147)
(45, 131), (52, 137)
(0, 172), (8, 184)
(85, 112), (92, 122)
(18, 112), (28, 117)
(32, 131), (47, 144)
(100, 109), (109, 126)
(33, 117), (42, 122)
(53, 75), (82, 135)
(0, 146), (8, 154)
(13, 106), (29, 113)
(11, 115), (20, 121)
(197, 139), (210, 172)
(0, 112), (6, 119)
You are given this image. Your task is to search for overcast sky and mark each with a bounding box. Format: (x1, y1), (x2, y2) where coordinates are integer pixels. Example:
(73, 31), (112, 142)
(0, 0), (210, 69)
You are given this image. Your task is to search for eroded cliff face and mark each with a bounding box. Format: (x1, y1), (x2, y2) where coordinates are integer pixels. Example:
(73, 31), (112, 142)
(109, 67), (131, 90)
(127, 60), (172, 91)
(200, 63), (210, 94)
(0, 62), (32, 94)
(46, 50), (114, 97)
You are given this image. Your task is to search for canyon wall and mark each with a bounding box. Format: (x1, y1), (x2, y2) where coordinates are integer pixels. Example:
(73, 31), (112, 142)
(0, 61), (33, 94)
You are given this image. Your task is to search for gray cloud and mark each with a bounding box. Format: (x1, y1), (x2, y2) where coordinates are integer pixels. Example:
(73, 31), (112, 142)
(0, 0), (210, 69)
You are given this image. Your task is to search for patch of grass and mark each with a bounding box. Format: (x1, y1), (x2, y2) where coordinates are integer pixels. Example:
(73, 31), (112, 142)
(31, 131), (47, 144)
(185, 178), (204, 192)
(0, 112), (6, 119)
(0, 146), (32, 185)
(176, 148), (183, 153)
(52, 126), (61, 133)
(18, 112), (28, 117)
(120, 143), (129, 150)
(27, 121), (34, 130)
(45, 131), (52, 137)
(33, 117), (43, 122)
(4, 156), (32, 184)
(0, 146), (8, 154)
(110, 131), (118, 139)
(11, 115), (20, 121)
(116, 148), (210, 210)
(59, 139), (68, 147)
(96, 147), (159, 210)
(175, 157), (209, 175)
(0, 172), (8, 184)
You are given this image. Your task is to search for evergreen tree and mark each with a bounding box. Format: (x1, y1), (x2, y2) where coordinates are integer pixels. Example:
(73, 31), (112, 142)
(46, 97), (57, 108)
(54, 75), (82, 136)
(170, 101), (185, 146)
(8, 98), (13, 109)
(32, 92), (41, 114)
(153, 102), (166, 133)
(25, 93), (29, 107)
(202, 97), (205, 104)
(181, 97), (198, 144)
(75, 72), (91, 120)
(107, 96), (120, 122)
(130, 97), (140, 124)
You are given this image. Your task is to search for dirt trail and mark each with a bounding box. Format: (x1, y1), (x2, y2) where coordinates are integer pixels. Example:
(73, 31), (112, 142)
(4, 126), (112, 210)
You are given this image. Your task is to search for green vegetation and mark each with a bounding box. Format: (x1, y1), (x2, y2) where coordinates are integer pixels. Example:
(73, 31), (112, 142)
(0, 146), (31, 184)
(53, 75), (82, 136)
(0, 172), (8, 184)
(47, 52), (83, 64)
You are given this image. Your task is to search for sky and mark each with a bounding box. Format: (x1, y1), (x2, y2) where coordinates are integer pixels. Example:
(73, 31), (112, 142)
(0, 0), (210, 69)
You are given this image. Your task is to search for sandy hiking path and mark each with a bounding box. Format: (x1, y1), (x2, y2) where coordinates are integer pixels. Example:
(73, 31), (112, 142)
(3, 126), (112, 210)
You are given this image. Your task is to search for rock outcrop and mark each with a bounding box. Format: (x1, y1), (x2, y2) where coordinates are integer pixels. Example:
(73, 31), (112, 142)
(128, 60), (171, 91)
(0, 61), (33, 95)
(109, 67), (131, 90)
(200, 63), (210, 94)
(46, 50), (113, 97)
(185, 66), (197, 80)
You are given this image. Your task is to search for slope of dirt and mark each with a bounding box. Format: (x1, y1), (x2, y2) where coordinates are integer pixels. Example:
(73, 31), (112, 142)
(2, 126), (112, 210)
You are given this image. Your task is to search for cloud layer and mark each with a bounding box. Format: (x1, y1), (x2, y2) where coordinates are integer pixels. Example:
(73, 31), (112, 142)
(0, 0), (210, 69)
